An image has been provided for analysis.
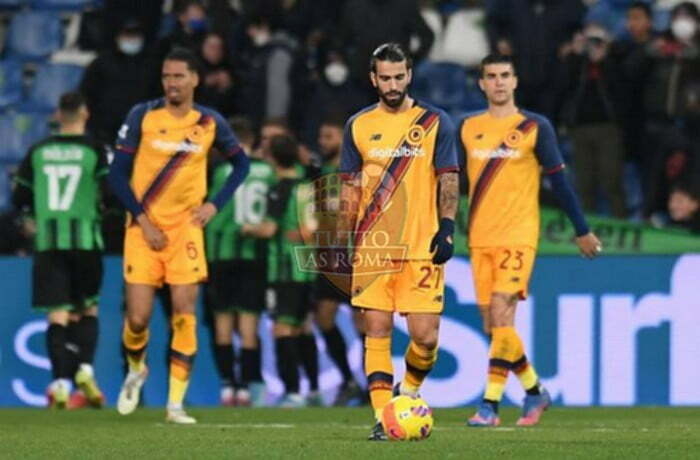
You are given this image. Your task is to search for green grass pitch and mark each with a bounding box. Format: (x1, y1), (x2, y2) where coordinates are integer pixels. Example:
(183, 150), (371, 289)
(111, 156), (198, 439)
(2, 407), (699, 459)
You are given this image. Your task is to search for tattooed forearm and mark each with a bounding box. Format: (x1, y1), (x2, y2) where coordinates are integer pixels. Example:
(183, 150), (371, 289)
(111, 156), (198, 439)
(438, 172), (459, 220)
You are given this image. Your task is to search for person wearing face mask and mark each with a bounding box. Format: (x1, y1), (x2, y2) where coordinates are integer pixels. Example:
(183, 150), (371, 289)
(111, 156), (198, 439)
(627, 1), (700, 217)
(239, 12), (305, 132)
(301, 52), (367, 148)
(157, 0), (210, 60)
(80, 20), (158, 147)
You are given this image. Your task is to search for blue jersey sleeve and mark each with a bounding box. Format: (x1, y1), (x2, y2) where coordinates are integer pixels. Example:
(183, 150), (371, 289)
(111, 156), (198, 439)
(211, 110), (244, 157)
(115, 103), (148, 153)
(434, 111), (459, 174)
(533, 115), (565, 173)
(455, 118), (468, 171)
(339, 118), (362, 177)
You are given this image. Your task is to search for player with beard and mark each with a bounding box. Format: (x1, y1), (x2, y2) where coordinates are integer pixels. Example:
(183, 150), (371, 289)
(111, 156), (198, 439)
(108, 47), (250, 423)
(338, 43), (460, 440)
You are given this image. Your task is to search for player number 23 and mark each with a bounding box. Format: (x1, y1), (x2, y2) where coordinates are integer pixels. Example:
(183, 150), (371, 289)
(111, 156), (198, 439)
(500, 250), (524, 270)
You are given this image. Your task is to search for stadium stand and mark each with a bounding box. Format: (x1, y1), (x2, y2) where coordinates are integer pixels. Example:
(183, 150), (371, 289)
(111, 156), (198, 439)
(0, 59), (23, 108)
(5, 10), (63, 59)
(0, 111), (50, 162)
(24, 62), (82, 110)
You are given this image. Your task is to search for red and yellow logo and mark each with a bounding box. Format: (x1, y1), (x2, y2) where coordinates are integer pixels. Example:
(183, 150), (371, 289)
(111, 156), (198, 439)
(188, 125), (205, 143)
(407, 125), (425, 145)
(504, 130), (523, 148)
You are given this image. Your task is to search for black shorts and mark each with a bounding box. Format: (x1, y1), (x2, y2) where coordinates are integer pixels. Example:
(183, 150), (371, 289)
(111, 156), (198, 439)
(32, 250), (103, 312)
(312, 274), (350, 304)
(267, 282), (312, 326)
(206, 260), (266, 314)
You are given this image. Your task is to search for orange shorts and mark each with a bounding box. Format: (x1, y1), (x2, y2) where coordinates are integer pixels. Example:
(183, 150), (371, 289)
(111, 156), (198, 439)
(351, 260), (445, 314)
(470, 246), (536, 306)
(123, 223), (207, 287)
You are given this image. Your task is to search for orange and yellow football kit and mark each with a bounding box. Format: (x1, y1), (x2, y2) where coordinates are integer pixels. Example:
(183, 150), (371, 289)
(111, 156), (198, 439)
(115, 98), (243, 410)
(458, 109), (566, 411)
(339, 100), (458, 419)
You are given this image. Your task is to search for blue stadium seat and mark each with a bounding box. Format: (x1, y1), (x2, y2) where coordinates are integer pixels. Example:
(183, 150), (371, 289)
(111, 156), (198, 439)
(0, 0), (26, 9)
(0, 165), (11, 210)
(0, 60), (24, 109)
(25, 63), (83, 111)
(5, 11), (63, 60)
(412, 61), (486, 117)
(0, 112), (50, 163)
(30, 0), (97, 10)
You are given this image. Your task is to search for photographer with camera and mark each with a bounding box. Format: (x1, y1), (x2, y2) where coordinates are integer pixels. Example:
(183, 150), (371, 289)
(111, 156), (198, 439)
(560, 23), (628, 218)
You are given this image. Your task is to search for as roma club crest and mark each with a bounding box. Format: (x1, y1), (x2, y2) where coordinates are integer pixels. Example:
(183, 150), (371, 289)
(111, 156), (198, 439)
(406, 125), (426, 145)
(504, 130), (523, 148)
(188, 125), (205, 143)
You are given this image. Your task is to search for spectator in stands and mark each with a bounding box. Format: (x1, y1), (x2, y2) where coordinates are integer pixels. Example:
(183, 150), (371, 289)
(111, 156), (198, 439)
(196, 32), (239, 117)
(302, 52), (366, 147)
(80, 20), (157, 146)
(158, 0), (209, 59)
(561, 23), (628, 218)
(485, 0), (586, 121)
(334, 0), (434, 98)
(626, 2), (700, 216)
(667, 180), (700, 233)
(240, 14), (300, 130)
(96, 0), (164, 50)
(614, 1), (656, 164)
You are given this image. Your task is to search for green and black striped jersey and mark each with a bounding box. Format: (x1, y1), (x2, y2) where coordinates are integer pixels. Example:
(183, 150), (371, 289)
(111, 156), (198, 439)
(14, 135), (107, 252)
(266, 176), (316, 284)
(206, 158), (276, 262)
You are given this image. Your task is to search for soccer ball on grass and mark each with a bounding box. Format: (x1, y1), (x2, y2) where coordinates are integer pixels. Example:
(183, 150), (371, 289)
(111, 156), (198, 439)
(381, 395), (434, 441)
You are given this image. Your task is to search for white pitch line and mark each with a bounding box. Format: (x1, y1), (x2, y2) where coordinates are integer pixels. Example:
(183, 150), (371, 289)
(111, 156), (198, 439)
(155, 423), (295, 429)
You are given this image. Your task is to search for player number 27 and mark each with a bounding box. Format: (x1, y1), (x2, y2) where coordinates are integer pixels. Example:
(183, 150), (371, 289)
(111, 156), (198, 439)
(418, 265), (442, 289)
(43, 165), (82, 211)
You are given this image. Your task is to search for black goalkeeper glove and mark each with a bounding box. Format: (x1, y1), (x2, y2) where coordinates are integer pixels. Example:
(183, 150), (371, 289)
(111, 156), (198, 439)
(429, 218), (455, 265)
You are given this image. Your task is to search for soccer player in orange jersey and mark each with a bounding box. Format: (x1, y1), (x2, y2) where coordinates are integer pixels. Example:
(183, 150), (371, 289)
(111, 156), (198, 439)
(338, 43), (460, 440)
(458, 54), (601, 427)
(108, 48), (250, 423)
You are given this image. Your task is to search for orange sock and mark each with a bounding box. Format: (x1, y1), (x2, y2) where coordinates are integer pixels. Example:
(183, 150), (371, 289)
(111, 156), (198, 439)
(511, 330), (540, 391)
(168, 313), (197, 407)
(402, 341), (438, 394)
(122, 321), (148, 373)
(484, 326), (515, 402)
(365, 336), (393, 420)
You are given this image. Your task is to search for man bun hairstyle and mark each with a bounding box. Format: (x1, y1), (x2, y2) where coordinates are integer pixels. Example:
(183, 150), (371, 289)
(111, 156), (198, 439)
(370, 42), (412, 73)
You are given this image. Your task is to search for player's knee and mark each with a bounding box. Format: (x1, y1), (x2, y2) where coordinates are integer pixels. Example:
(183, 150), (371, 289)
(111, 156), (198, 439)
(315, 313), (335, 331)
(412, 330), (438, 351)
(126, 315), (149, 333)
(274, 322), (296, 337)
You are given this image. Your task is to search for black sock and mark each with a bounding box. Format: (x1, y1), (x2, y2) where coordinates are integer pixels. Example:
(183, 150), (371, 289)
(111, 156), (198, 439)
(322, 326), (353, 383)
(526, 382), (542, 396)
(47, 324), (70, 380)
(484, 398), (499, 413)
(241, 347), (262, 385)
(76, 316), (99, 365)
(65, 321), (81, 378)
(298, 334), (319, 391)
(214, 344), (236, 388)
(275, 337), (300, 394)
